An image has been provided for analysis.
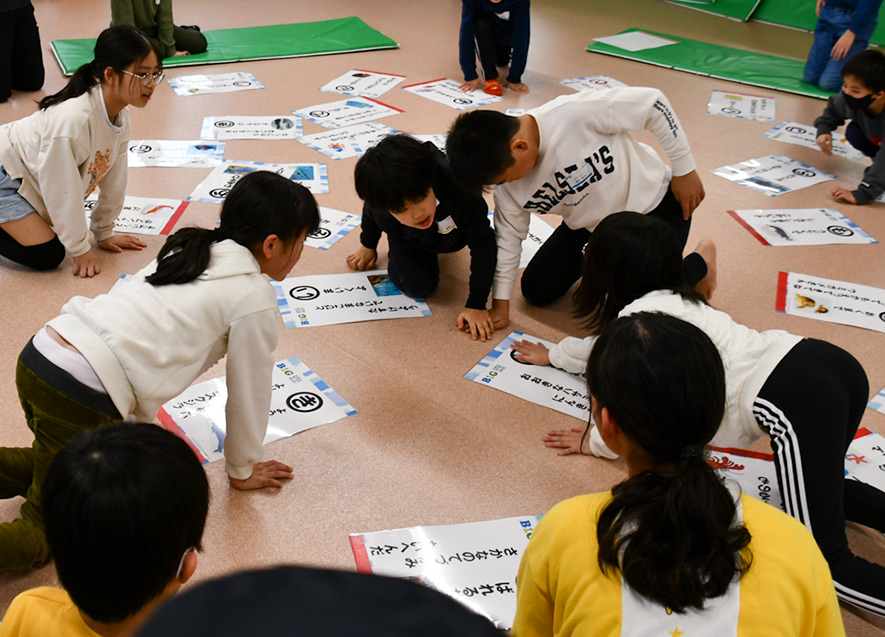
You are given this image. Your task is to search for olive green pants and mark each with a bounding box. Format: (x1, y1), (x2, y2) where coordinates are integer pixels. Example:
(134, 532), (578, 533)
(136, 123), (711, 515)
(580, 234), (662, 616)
(0, 341), (120, 574)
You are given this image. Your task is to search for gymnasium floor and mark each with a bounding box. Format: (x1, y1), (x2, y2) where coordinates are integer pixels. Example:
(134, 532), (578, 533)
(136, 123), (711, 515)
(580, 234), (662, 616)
(2, 0), (885, 633)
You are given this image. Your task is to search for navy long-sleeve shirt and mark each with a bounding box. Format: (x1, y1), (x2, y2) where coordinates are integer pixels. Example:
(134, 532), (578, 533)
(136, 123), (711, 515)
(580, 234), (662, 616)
(459, 0), (531, 84)
(359, 144), (496, 309)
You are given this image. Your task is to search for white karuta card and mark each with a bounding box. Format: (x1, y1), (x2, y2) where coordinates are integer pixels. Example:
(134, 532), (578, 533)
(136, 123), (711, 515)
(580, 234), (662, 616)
(712, 154), (835, 197)
(728, 208), (875, 246)
(319, 69), (406, 98)
(274, 270), (433, 328)
(351, 515), (540, 630)
(158, 356), (356, 464)
(305, 206), (360, 250)
(294, 97), (402, 129)
(763, 121), (864, 160)
(776, 271), (885, 333)
(402, 78), (503, 110)
(465, 331), (589, 421)
(188, 160), (329, 203)
(708, 90), (775, 122)
(559, 75), (628, 93)
(200, 116), (303, 140)
(167, 71), (264, 96)
(85, 195), (187, 235)
(127, 140), (225, 168)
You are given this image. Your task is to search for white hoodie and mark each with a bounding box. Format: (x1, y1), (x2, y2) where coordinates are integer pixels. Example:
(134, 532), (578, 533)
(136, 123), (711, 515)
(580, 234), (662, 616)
(47, 240), (279, 479)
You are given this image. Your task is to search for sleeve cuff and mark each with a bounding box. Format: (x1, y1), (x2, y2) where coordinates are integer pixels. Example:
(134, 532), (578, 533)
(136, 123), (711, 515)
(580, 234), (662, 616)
(588, 426), (619, 459)
(670, 153), (697, 177)
(225, 460), (254, 481)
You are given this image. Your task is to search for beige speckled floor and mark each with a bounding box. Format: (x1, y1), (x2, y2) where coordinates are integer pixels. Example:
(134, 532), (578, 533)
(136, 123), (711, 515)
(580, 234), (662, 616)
(2, 0), (885, 633)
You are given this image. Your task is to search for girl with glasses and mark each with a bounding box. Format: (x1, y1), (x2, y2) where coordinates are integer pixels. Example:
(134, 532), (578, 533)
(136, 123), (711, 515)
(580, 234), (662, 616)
(0, 25), (160, 277)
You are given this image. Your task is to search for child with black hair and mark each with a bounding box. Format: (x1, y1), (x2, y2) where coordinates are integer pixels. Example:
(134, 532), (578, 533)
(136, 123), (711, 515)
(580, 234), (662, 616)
(0, 171), (319, 574)
(815, 49), (885, 205)
(348, 134), (498, 341)
(457, 0), (531, 96)
(0, 25), (156, 275)
(445, 87), (708, 329)
(513, 211), (885, 617)
(0, 422), (210, 637)
(111, 0), (207, 58)
(512, 312), (843, 635)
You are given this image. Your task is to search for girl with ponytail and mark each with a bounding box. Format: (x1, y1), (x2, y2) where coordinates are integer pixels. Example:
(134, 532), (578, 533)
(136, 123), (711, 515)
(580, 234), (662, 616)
(512, 312), (843, 635)
(0, 25), (160, 276)
(512, 210), (885, 618)
(0, 171), (320, 573)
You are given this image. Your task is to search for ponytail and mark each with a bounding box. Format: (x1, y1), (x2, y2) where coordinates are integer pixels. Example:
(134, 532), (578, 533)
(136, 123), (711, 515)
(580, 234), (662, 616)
(597, 458), (752, 612)
(40, 25), (157, 110)
(587, 312), (752, 612)
(147, 172), (320, 286)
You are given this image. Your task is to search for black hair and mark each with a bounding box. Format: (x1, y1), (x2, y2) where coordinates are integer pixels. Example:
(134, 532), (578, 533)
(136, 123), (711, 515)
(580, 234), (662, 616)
(39, 25), (160, 110)
(42, 423), (210, 624)
(445, 110), (520, 194)
(353, 135), (438, 213)
(147, 171), (321, 286)
(842, 49), (885, 93)
(589, 312), (752, 612)
(575, 211), (703, 334)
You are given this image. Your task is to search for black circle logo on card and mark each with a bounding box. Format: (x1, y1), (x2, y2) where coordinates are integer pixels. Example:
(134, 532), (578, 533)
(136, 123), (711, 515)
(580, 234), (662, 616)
(785, 126), (807, 134)
(214, 120), (235, 128)
(827, 225), (854, 237)
(310, 110), (330, 119)
(453, 98), (472, 105)
(286, 392), (324, 413)
(84, 200), (97, 211)
(289, 285), (320, 301)
(879, 312), (885, 323)
(309, 227), (331, 239)
(232, 81), (252, 87)
(590, 79), (608, 85)
(336, 85), (355, 92)
(792, 168), (816, 178)
(720, 107), (741, 115)
(209, 188), (230, 199)
(509, 349), (533, 366)
(130, 144), (152, 153)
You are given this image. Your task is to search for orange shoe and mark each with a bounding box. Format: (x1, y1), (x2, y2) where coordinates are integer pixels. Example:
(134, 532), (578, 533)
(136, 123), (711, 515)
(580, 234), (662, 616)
(483, 79), (503, 96)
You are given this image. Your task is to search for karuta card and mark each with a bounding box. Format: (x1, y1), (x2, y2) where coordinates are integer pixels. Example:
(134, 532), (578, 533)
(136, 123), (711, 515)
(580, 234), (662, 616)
(402, 78), (503, 110)
(319, 69), (406, 98)
(200, 115), (303, 140)
(465, 331), (589, 421)
(158, 356), (356, 464)
(127, 140), (225, 168)
(85, 195), (187, 235)
(728, 208), (875, 246)
(776, 271), (885, 333)
(274, 270), (433, 328)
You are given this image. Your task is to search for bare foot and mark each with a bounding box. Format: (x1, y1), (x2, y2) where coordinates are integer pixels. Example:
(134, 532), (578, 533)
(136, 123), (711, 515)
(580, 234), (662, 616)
(693, 238), (717, 301)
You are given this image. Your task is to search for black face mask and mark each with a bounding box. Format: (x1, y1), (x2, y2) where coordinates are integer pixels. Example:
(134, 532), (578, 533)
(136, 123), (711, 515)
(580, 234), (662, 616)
(842, 91), (876, 110)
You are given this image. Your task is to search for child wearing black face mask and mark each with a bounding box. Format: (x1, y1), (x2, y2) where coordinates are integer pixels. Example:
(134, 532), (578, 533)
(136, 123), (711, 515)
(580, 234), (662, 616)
(815, 49), (885, 205)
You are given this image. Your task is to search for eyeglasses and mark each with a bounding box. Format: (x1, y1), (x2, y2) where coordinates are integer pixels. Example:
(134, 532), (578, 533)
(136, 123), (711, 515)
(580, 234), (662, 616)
(120, 69), (165, 86)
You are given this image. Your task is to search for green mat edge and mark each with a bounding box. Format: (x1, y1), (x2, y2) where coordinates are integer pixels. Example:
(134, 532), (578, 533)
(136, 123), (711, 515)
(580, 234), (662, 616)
(50, 18), (399, 77)
(661, 0), (763, 23)
(586, 32), (832, 100)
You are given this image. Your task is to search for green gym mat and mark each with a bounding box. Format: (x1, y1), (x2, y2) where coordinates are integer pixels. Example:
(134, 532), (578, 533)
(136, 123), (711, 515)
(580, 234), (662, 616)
(587, 29), (833, 99)
(662, 0), (762, 23)
(752, 0), (885, 47)
(51, 17), (399, 77)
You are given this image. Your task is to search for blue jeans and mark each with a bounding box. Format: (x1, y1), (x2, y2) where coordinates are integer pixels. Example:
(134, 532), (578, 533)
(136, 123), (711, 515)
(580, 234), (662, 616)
(803, 5), (877, 92)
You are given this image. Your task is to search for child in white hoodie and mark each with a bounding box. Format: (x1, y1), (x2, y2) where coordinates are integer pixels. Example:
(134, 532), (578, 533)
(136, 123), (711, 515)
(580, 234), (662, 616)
(0, 171), (319, 574)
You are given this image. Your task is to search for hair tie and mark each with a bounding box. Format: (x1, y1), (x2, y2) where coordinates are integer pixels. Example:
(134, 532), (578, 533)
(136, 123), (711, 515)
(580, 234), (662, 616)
(679, 445), (705, 460)
(212, 227), (227, 242)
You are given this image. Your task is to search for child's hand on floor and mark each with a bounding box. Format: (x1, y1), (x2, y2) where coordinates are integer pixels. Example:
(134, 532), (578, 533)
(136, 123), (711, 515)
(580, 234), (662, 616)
(543, 427), (588, 456)
(670, 170), (705, 220)
(99, 234), (147, 252)
(346, 246), (377, 271)
(457, 308), (495, 341)
(510, 339), (550, 365)
(831, 186), (858, 204)
(229, 460), (294, 490)
(458, 79), (483, 92)
(817, 133), (833, 156)
(72, 249), (101, 278)
(503, 81), (530, 94)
